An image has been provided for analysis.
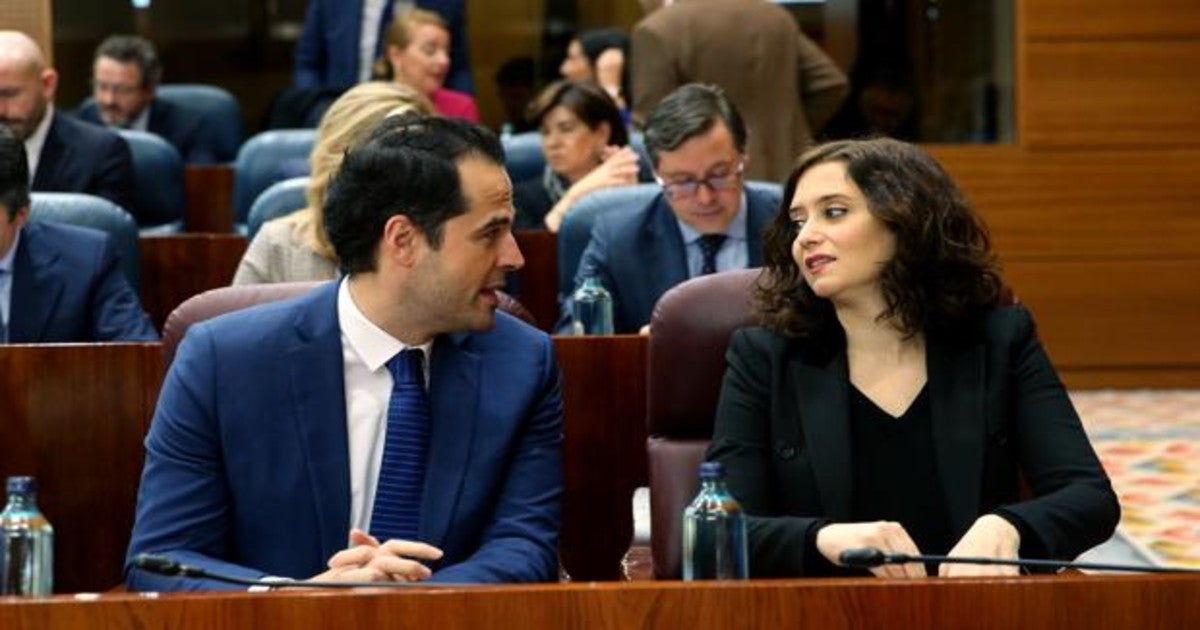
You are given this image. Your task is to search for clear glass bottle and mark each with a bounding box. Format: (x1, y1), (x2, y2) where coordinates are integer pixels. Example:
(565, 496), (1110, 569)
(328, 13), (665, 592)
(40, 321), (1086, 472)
(570, 276), (614, 335)
(682, 461), (748, 580)
(1, 476), (54, 596)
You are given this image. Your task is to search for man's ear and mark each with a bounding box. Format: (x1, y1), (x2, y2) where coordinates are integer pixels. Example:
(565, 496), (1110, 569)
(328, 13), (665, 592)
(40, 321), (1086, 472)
(381, 213), (422, 267)
(40, 68), (58, 102)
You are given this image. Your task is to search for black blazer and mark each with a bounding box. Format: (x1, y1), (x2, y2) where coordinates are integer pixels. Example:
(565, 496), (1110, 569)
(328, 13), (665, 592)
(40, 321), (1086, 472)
(32, 111), (137, 221)
(78, 99), (215, 164)
(708, 306), (1119, 577)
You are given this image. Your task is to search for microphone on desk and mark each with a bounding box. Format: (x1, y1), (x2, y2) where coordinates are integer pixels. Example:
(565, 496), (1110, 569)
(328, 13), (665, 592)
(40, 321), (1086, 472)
(838, 548), (1200, 574)
(133, 553), (460, 589)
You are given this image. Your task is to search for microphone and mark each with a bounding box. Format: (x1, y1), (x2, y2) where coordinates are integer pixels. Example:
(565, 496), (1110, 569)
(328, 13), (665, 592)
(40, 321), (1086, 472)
(838, 548), (1200, 574)
(133, 553), (459, 588)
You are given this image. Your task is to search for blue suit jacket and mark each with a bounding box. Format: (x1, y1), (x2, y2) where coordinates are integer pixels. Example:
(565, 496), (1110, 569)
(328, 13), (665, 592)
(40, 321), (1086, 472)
(8, 221), (157, 343)
(294, 0), (473, 93)
(125, 282), (563, 591)
(564, 187), (777, 334)
(78, 100), (216, 165)
(32, 111), (137, 222)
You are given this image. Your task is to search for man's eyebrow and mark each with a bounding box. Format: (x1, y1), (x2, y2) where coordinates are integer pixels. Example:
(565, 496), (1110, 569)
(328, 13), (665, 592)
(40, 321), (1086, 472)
(472, 214), (512, 236)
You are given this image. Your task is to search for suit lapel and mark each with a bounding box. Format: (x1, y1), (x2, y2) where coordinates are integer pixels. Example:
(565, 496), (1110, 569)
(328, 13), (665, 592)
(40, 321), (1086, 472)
(927, 335), (986, 536)
(31, 113), (68, 189)
(8, 224), (64, 342)
(422, 333), (481, 550)
(284, 283), (351, 562)
(645, 196), (689, 296)
(745, 188), (776, 267)
(794, 350), (854, 520)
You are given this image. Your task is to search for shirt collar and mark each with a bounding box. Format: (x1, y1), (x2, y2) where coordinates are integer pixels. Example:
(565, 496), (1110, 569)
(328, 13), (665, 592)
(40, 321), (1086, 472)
(0, 226), (20, 272)
(129, 104), (151, 132)
(24, 104), (54, 184)
(674, 189), (749, 244)
(337, 277), (433, 373)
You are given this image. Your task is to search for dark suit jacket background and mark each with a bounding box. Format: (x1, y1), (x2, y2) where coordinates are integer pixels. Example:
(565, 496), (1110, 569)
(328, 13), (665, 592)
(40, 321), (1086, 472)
(566, 186), (776, 333)
(78, 100), (213, 164)
(294, 0), (473, 93)
(8, 220), (157, 343)
(708, 306), (1120, 577)
(32, 111), (138, 222)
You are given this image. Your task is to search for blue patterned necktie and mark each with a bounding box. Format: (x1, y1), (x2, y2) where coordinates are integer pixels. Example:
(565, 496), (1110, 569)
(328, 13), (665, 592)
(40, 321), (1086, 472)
(369, 348), (431, 542)
(698, 234), (727, 275)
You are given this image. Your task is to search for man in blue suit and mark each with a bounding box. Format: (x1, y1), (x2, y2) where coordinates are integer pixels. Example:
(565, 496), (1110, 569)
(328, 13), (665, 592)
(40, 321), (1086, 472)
(78, 35), (228, 164)
(0, 31), (138, 221)
(294, 0), (473, 93)
(126, 114), (562, 591)
(0, 128), (156, 343)
(562, 84), (777, 334)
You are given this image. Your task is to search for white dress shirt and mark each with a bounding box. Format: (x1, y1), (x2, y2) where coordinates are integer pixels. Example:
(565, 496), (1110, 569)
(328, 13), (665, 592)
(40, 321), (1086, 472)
(23, 105), (54, 184)
(337, 277), (432, 533)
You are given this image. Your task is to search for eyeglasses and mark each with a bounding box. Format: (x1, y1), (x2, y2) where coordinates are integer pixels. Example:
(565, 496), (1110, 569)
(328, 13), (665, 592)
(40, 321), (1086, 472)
(656, 162), (744, 200)
(89, 80), (140, 97)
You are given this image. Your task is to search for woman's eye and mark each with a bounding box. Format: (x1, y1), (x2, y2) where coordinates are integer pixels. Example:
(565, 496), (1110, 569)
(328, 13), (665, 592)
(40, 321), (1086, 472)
(825, 206), (847, 218)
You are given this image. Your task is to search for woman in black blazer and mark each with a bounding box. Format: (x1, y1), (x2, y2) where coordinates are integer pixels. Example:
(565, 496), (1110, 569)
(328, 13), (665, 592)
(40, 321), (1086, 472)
(709, 138), (1119, 578)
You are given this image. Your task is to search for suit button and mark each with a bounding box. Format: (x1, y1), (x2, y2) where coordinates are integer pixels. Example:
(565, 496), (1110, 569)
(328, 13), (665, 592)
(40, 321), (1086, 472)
(776, 442), (796, 460)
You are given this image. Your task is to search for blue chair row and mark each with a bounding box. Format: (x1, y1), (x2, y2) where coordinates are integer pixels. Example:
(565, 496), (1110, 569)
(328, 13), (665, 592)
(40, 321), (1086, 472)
(29, 193), (141, 291)
(232, 130), (317, 233)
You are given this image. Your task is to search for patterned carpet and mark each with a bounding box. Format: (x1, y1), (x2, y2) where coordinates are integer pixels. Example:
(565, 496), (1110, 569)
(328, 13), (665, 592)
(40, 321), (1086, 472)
(1072, 390), (1200, 569)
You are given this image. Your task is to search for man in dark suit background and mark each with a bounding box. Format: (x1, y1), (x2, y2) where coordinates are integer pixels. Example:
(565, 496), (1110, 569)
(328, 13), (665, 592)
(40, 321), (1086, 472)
(77, 35), (222, 164)
(294, 0), (473, 93)
(562, 84), (777, 335)
(0, 31), (138, 221)
(0, 127), (156, 344)
(126, 114), (562, 591)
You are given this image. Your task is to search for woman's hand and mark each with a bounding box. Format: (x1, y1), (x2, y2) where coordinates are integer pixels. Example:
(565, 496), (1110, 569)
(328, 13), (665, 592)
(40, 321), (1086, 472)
(544, 146), (640, 232)
(815, 521), (927, 578)
(939, 514), (1021, 577)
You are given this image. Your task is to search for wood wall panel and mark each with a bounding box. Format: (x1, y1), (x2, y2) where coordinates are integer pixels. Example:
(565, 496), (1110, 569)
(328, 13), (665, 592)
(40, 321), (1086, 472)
(1024, 0), (1200, 41)
(0, 0), (53, 64)
(139, 234), (248, 331)
(1020, 40), (1200, 148)
(926, 145), (1200, 258)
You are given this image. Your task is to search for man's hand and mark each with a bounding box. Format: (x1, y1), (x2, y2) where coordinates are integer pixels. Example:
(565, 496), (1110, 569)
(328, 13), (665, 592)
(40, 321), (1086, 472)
(309, 528), (444, 583)
(816, 521), (927, 578)
(939, 514), (1020, 577)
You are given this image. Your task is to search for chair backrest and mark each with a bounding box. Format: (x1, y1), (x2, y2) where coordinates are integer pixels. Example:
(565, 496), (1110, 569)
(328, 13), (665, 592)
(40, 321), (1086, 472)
(29, 192), (142, 291)
(162, 282), (539, 366)
(233, 129), (318, 227)
(557, 181), (783, 297)
(247, 177), (309, 240)
(646, 268), (763, 579)
(116, 129), (186, 229)
(156, 84), (244, 164)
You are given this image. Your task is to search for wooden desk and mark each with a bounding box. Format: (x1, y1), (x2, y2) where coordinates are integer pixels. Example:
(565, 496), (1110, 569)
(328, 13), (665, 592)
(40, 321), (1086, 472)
(512, 231), (558, 331)
(184, 165), (235, 233)
(1, 575), (1197, 628)
(139, 234), (248, 330)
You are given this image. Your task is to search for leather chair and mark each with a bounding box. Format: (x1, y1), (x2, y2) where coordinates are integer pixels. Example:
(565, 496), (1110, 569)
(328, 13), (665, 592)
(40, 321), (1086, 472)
(557, 181), (783, 297)
(29, 192), (142, 291)
(116, 129), (186, 230)
(646, 267), (762, 579)
(232, 129), (318, 230)
(501, 131), (545, 185)
(156, 84), (244, 164)
(162, 282), (539, 366)
(247, 177), (309, 240)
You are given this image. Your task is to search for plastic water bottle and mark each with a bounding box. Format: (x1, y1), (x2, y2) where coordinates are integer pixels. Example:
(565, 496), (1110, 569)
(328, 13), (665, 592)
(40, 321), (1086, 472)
(571, 276), (614, 335)
(1, 476), (54, 596)
(682, 461), (748, 580)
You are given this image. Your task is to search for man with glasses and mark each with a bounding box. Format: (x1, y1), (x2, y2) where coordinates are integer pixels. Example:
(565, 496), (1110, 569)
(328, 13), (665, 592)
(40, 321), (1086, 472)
(0, 31), (136, 219)
(78, 35), (216, 164)
(561, 84), (776, 334)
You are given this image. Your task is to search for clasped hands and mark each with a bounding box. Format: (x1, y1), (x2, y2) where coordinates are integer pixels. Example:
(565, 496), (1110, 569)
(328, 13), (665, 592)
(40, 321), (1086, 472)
(815, 514), (1021, 578)
(309, 528), (443, 583)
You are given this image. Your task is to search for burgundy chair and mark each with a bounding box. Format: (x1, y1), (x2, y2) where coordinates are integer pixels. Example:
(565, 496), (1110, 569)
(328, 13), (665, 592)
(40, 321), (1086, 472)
(646, 268), (763, 579)
(162, 281), (537, 365)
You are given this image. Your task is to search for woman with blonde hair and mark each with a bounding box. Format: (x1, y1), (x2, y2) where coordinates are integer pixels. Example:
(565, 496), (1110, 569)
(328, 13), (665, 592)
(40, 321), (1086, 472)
(233, 81), (432, 285)
(374, 8), (479, 122)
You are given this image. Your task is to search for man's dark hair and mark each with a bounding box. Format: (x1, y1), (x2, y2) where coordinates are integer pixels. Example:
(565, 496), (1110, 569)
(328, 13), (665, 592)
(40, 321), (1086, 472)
(324, 113), (504, 274)
(95, 35), (163, 87)
(0, 126), (30, 219)
(643, 83), (747, 167)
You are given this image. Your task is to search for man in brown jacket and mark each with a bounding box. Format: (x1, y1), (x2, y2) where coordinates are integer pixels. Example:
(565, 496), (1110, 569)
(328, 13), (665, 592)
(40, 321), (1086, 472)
(632, 0), (848, 182)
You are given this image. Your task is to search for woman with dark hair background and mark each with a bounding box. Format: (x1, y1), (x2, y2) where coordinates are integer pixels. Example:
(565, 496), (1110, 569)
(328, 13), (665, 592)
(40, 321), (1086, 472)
(559, 28), (632, 118)
(709, 137), (1119, 578)
(514, 80), (639, 232)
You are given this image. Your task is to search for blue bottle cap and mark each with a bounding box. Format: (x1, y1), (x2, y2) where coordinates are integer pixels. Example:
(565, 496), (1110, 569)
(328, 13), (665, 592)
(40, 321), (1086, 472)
(698, 461), (725, 480)
(6, 476), (35, 494)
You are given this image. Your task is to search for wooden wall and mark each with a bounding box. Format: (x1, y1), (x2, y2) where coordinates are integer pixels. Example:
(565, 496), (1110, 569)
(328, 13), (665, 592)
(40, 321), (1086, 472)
(933, 0), (1200, 388)
(1, 0), (53, 62)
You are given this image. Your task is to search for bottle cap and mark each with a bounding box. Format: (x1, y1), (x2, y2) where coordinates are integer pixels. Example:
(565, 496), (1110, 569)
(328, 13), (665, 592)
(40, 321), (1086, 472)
(698, 461), (725, 480)
(6, 476), (35, 494)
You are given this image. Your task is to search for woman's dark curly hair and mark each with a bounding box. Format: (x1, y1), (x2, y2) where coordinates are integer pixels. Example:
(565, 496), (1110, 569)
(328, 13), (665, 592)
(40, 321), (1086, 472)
(756, 137), (1002, 338)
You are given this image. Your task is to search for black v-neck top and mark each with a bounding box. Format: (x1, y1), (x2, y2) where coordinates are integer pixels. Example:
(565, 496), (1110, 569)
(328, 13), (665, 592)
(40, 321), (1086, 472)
(849, 384), (952, 574)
